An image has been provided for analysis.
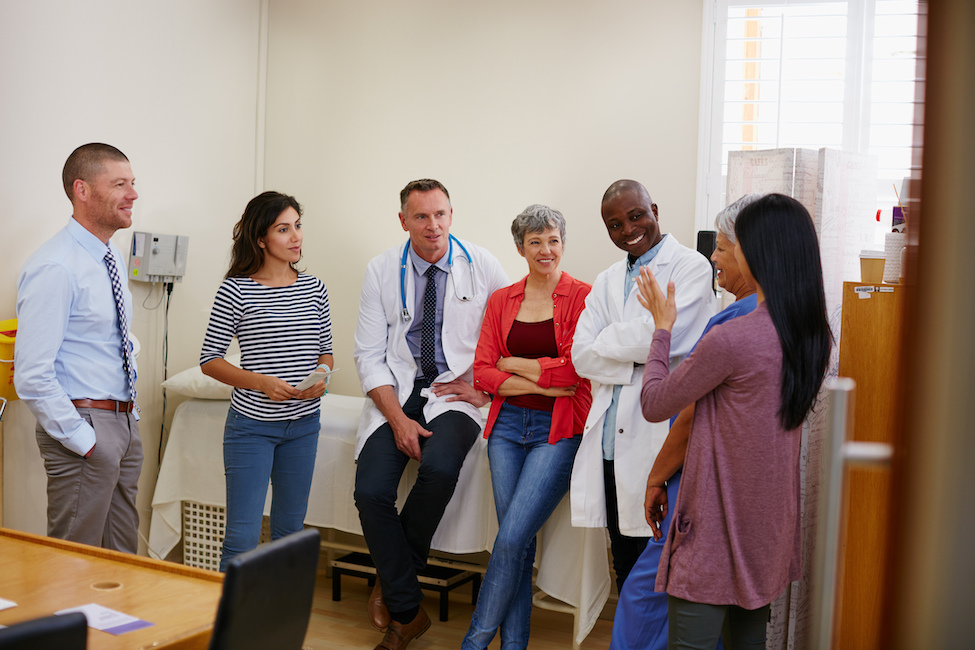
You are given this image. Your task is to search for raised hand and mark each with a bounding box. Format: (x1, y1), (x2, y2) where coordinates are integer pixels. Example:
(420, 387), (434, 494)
(635, 266), (677, 332)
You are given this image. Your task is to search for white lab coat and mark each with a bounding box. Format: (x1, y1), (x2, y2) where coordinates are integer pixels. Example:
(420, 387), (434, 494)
(353, 237), (509, 458)
(570, 234), (716, 536)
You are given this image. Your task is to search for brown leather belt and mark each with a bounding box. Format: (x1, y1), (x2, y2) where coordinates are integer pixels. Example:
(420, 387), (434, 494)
(71, 399), (134, 413)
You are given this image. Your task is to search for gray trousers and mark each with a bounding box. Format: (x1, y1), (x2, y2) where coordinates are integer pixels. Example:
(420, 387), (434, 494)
(35, 407), (143, 552)
(668, 595), (770, 650)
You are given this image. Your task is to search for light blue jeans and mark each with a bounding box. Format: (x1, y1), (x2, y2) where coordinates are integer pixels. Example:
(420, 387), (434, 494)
(219, 407), (319, 571)
(462, 402), (582, 650)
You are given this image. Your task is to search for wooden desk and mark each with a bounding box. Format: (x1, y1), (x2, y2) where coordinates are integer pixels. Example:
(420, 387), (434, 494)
(0, 528), (223, 649)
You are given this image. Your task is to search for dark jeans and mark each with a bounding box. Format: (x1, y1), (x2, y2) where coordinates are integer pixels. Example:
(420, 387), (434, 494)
(354, 381), (480, 613)
(605, 459), (650, 592)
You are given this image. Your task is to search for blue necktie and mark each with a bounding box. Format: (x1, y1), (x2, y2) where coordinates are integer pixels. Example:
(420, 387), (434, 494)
(421, 265), (439, 383)
(104, 248), (138, 410)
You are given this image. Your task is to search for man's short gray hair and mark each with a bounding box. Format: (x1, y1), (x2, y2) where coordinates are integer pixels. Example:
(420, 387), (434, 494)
(714, 193), (766, 244)
(511, 205), (567, 253)
(399, 179), (449, 213)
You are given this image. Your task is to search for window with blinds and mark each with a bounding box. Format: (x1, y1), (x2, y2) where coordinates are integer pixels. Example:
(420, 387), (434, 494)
(697, 0), (922, 244)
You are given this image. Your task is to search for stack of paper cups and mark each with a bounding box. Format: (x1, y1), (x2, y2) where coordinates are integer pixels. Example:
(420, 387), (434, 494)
(884, 232), (907, 283)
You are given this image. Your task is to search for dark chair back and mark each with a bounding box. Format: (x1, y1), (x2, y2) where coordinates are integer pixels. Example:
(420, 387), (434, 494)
(208, 528), (320, 650)
(0, 612), (87, 649)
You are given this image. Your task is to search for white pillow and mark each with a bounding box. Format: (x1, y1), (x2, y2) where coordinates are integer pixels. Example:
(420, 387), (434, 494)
(161, 354), (241, 400)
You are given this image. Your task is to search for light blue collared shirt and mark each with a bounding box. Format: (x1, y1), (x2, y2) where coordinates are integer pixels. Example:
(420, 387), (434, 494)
(405, 245), (450, 379)
(602, 235), (668, 460)
(15, 218), (137, 456)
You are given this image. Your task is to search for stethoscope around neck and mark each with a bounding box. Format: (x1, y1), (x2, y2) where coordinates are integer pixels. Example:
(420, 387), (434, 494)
(400, 234), (475, 322)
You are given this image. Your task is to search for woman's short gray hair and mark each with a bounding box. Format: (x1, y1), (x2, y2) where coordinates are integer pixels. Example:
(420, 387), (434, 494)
(714, 193), (766, 244)
(511, 204), (567, 252)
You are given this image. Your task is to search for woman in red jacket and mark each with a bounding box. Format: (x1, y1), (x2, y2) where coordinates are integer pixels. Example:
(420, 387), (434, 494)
(462, 205), (592, 650)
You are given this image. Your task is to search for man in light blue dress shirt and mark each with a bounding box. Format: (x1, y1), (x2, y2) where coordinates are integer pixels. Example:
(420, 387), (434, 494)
(15, 143), (143, 552)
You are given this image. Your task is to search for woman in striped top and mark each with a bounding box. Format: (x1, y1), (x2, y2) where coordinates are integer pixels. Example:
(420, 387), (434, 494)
(200, 191), (333, 571)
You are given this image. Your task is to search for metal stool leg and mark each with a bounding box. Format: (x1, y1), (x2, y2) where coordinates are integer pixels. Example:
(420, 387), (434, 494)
(332, 567), (342, 601)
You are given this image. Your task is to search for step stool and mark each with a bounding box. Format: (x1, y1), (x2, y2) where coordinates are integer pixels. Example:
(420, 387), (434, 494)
(331, 552), (481, 622)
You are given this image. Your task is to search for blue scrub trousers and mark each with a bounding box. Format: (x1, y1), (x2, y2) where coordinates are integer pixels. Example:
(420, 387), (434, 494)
(609, 471), (681, 650)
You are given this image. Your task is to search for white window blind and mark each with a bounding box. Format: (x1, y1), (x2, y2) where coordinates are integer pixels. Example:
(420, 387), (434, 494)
(696, 0), (922, 242)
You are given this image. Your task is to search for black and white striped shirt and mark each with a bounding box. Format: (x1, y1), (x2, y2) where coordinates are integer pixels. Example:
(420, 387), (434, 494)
(200, 274), (333, 421)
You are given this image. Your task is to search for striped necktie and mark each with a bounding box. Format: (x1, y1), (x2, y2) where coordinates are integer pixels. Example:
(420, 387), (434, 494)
(104, 248), (138, 410)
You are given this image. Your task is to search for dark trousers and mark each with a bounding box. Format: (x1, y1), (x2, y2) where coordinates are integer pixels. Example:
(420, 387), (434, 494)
(354, 381), (479, 613)
(605, 459), (650, 592)
(668, 596), (769, 649)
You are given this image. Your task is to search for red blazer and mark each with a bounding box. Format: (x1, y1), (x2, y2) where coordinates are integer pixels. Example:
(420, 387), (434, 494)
(474, 272), (593, 443)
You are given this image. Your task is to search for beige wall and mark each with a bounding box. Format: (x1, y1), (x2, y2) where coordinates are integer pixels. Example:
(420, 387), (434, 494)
(0, 0), (263, 537)
(264, 0), (705, 396)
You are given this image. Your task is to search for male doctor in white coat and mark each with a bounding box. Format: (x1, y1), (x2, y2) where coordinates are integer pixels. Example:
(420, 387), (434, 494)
(571, 179), (715, 593)
(353, 179), (508, 650)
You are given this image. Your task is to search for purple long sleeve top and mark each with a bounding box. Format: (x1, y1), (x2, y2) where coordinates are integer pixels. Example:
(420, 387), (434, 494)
(642, 303), (801, 609)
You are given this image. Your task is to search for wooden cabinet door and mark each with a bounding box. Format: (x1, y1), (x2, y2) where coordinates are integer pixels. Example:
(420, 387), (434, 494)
(836, 282), (903, 649)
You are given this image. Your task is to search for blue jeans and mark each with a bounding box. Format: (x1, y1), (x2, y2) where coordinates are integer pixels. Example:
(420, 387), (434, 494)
(462, 402), (582, 650)
(219, 408), (319, 571)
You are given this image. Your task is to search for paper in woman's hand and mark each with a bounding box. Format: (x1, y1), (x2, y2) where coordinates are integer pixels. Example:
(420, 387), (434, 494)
(294, 367), (338, 391)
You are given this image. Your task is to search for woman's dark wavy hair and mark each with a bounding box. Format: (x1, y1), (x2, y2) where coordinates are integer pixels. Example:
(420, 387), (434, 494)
(225, 191), (303, 279)
(734, 193), (832, 430)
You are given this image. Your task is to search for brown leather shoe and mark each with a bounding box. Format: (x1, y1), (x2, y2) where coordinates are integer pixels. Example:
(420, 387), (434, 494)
(367, 581), (391, 630)
(373, 606), (431, 650)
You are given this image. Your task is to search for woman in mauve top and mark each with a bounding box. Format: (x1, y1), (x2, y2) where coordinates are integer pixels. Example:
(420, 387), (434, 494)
(610, 192), (767, 650)
(634, 194), (831, 649)
(462, 205), (592, 650)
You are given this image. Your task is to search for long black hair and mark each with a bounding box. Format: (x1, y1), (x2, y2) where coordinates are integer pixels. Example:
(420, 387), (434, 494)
(735, 194), (832, 430)
(225, 191), (303, 279)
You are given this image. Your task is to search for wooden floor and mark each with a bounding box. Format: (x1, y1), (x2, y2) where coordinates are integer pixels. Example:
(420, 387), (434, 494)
(302, 566), (614, 649)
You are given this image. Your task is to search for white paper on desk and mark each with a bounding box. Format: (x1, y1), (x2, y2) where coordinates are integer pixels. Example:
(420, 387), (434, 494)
(0, 597), (16, 611)
(56, 603), (154, 635)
